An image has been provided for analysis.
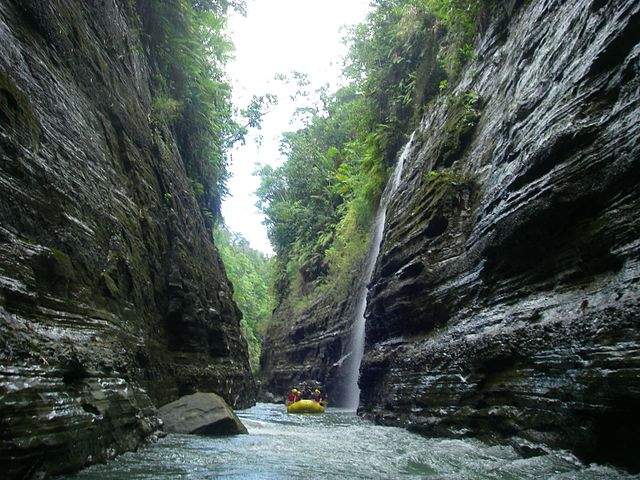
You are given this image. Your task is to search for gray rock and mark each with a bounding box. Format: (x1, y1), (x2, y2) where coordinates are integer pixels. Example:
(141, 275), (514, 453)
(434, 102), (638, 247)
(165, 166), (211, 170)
(511, 438), (550, 459)
(158, 393), (248, 435)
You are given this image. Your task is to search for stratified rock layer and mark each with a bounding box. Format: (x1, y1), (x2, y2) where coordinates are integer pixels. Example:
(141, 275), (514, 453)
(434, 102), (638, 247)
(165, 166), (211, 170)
(260, 274), (363, 404)
(0, 1), (254, 478)
(360, 0), (640, 472)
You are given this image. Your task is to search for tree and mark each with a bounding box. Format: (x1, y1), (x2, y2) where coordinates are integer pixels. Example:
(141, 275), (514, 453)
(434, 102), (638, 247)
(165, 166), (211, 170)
(214, 227), (274, 372)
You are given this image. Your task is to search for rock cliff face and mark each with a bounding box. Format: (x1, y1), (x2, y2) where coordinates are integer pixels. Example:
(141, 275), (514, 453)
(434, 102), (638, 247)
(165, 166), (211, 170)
(0, 1), (255, 478)
(361, 0), (640, 472)
(260, 272), (364, 404)
(261, 0), (640, 471)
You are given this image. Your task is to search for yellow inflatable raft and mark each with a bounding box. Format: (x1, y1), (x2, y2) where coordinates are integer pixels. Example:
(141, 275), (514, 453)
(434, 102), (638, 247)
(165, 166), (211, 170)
(286, 399), (326, 414)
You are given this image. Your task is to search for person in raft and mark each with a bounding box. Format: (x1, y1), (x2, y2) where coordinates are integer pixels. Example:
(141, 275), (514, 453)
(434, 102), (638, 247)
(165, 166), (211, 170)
(301, 386), (313, 400)
(314, 389), (328, 407)
(286, 389), (300, 405)
(313, 389), (322, 403)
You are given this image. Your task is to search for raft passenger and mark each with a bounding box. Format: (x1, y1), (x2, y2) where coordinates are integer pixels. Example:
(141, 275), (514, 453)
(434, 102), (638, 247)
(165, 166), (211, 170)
(286, 388), (300, 405)
(302, 386), (312, 400)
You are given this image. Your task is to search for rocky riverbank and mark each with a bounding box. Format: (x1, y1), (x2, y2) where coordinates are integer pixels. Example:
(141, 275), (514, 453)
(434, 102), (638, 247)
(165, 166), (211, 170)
(0, 1), (254, 478)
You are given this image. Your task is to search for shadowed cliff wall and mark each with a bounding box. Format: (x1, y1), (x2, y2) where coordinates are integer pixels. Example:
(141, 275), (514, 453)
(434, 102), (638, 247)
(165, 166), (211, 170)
(0, 0), (255, 477)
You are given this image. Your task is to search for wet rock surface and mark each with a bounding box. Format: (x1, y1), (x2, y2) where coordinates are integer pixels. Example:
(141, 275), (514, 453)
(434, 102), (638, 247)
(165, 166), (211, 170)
(0, 0), (255, 478)
(360, 0), (640, 472)
(259, 275), (364, 405)
(260, 6), (640, 465)
(158, 392), (248, 435)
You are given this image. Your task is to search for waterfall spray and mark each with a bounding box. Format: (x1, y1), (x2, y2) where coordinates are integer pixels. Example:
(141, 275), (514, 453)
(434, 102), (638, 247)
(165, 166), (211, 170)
(343, 133), (415, 410)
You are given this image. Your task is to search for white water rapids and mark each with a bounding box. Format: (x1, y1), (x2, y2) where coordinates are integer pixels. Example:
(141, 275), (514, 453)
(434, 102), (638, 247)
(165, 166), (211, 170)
(343, 133), (415, 410)
(59, 403), (636, 479)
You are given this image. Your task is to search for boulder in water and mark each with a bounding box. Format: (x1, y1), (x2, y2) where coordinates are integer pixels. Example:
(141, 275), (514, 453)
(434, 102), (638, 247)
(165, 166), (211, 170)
(158, 393), (248, 435)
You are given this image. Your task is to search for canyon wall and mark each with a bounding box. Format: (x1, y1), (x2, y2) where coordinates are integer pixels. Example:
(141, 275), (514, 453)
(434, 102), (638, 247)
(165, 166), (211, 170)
(261, 0), (640, 471)
(260, 272), (364, 404)
(0, 0), (255, 478)
(361, 0), (640, 472)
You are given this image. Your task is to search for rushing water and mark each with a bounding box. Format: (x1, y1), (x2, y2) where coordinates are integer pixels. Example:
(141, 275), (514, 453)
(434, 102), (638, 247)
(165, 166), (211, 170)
(59, 403), (637, 480)
(343, 133), (416, 410)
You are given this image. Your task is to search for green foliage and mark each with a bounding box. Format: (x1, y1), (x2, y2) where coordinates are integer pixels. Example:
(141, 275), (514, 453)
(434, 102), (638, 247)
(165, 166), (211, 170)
(256, 81), (388, 309)
(425, 0), (480, 37)
(425, 0), (482, 78)
(435, 90), (481, 166)
(189, 179), (205, 197)
(421, 167), (476, 208)
(151, 94), (182, 124)
(139, 0), (272, 222)
(457, 90), (481, 124)
(224, 93), (279, 146)
(424, 167), (474, 186)
(214, 226), (274, 372)
(257, 1), (487, 316)
(139, 0), (238, 219)
(345, 0), (441, 159)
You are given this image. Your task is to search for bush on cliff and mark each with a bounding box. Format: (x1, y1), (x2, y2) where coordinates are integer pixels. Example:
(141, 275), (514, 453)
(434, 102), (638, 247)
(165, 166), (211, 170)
(137, 0), (239, 220)
(138, 0), (273, 222)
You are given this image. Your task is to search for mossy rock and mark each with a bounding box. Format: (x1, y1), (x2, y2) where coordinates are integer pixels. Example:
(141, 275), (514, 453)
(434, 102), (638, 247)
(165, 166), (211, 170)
(101, 272), (120, 298)
(50, 249), (76, 280)
(434, 91), (482, 168)
(33, 248), (76, 283)
(0, 71), (40, 147)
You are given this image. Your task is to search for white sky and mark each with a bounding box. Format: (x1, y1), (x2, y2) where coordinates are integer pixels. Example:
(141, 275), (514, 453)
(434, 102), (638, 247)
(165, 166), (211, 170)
(221, 0), (371, 254)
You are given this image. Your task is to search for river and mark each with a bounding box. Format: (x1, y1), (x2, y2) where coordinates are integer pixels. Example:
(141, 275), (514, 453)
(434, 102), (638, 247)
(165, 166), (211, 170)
(58, 403), (637, 479)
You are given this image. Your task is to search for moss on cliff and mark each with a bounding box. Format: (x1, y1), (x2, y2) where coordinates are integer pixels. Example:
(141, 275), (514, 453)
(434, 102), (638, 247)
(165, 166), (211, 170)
(433, 90), (482, 168)
(0, 0), (255, 477)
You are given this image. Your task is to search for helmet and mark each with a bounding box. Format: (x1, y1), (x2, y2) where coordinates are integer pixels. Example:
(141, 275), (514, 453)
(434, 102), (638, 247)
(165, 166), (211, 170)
(314, 389), (321, 394)
(292, 389), (299, 394)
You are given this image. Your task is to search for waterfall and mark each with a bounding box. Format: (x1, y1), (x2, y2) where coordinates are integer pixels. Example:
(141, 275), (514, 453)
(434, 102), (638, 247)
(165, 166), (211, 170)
(343, 133), (415, 410)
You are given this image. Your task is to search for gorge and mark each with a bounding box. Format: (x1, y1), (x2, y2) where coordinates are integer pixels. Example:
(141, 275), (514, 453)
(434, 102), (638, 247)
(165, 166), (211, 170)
(0, 0), (639, 478)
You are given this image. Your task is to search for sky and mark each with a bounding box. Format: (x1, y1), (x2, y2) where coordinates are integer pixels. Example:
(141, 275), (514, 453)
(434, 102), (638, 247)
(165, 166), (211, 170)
(220, 0), (371, 255)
